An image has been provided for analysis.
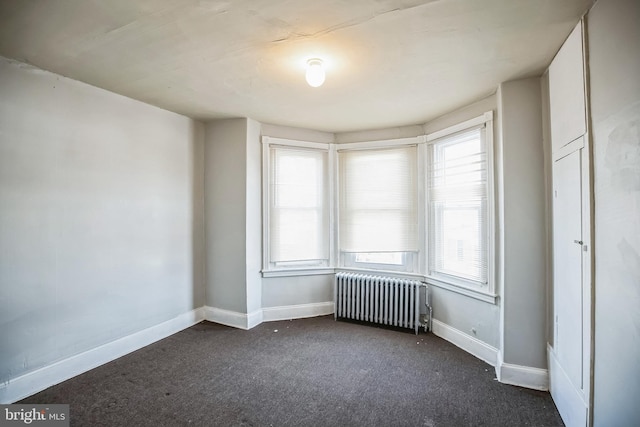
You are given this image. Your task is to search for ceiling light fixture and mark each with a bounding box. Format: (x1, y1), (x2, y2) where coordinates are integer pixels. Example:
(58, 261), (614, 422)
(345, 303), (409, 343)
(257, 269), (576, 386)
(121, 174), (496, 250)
(305, 58), (325, 87)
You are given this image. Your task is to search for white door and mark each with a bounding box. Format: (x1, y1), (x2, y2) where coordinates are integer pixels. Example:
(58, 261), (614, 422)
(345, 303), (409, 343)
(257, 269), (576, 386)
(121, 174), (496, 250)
(550, 145), (590, 426)
(554, 149), (583, 385)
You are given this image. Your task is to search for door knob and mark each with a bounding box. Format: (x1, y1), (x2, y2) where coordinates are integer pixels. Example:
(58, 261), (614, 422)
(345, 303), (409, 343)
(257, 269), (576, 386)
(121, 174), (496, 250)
(574, 240), (583, 245)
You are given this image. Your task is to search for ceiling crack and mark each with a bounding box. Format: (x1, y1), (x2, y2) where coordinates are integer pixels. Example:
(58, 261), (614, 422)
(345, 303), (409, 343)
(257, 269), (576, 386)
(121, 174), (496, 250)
(269, 0), (441, 44)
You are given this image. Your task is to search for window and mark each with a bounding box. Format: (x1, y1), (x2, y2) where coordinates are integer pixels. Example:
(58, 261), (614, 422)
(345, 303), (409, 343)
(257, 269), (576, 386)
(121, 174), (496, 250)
(338, 144), (419, 272)
(262, 138), (330, 272)
(427, 126), (489, 286)
(261, 112), (495, 301)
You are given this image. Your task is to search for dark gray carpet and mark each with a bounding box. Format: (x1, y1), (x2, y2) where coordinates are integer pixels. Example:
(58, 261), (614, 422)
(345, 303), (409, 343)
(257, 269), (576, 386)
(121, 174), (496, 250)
(21, 316), (563, 426)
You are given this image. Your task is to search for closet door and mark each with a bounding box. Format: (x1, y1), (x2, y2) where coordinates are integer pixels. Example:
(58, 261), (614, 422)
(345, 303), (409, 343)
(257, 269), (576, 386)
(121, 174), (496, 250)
(548, 19), (592, 427)
(553, 149), (583, 387)
(550, 142), (590, 427)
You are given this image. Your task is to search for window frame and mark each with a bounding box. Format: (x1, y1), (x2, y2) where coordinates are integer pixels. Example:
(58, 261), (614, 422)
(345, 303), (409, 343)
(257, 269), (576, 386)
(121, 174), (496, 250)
(425, 111), (496, 299)
(336, 137), (426, 274)
(261, 136), (334, 277)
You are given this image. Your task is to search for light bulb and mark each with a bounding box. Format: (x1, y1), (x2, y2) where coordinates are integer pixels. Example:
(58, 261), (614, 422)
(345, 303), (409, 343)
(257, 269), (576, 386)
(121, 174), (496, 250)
(305, 58), (325, 87)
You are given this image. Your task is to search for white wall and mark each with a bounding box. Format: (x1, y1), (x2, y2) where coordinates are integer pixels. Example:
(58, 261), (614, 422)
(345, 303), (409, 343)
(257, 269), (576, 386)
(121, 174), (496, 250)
(0, 57), (205, 385)
(497, 78), (547, 369)
(588, 0), (640, 424)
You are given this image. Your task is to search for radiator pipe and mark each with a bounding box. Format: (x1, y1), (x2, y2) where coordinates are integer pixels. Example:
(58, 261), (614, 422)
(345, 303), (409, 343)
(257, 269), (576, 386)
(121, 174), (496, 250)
(422, 282), (433, 333)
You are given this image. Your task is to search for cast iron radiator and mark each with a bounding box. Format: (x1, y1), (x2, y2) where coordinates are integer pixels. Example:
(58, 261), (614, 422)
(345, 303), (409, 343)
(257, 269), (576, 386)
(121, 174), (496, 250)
(334, 272), (431, 335)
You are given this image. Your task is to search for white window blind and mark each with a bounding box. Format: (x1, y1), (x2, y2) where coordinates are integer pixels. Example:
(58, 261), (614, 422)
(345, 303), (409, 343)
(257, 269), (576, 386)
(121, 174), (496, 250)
(428, 127), (488, 283)
(269, 146), (328, 265)
(339, 145), (418, 254)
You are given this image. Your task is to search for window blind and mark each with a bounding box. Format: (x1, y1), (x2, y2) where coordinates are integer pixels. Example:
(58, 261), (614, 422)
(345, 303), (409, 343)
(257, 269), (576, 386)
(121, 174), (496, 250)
(428, 128), (488, 283)
(270, 146), (328, 263)
(339, 145), (418, 253)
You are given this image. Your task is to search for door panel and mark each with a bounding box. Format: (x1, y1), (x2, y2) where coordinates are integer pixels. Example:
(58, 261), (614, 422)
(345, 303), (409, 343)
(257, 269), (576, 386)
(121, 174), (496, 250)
(553, 149), (583, 389)
(548, 23), (587, 152)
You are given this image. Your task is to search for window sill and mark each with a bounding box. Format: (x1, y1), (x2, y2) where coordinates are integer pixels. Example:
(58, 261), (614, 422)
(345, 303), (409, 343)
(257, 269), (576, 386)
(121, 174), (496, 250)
(337, 267), (424, 281)
(425, 275), (498, 304)
(261, 267), (335, 278)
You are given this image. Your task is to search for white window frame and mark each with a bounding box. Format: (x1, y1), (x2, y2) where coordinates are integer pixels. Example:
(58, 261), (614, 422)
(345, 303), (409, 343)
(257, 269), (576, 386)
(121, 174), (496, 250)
(336, 136), (426, 274)
(261, 136), (335, 277)
(260, 113), (496, 304)
(425, 111), (496, 301)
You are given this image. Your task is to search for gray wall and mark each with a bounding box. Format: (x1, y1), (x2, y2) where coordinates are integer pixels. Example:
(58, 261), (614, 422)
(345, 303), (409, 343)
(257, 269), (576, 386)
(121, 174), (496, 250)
(204, 118), (250, 313)
(0, 53), (553, 392)
(497, 78), (547, 368)
(0, 57), (205, 383)
(588, 0), (640, 424)
(262, 275), (334, 308)
(430, 287), (500, 347)
(540, 72), (555, 347)
(204, 117), (263, 315)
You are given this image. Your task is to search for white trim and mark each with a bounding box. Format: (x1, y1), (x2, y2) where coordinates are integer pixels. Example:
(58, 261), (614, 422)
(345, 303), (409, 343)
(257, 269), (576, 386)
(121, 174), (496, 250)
(247, 309), (264, 329)
(425, 112), (497, 297)
(262, 140), (332, 273)
(553, 135), (585, 162)
(495, 355), (549, 391)
(336, 135), (425, 151)
(261, 136), (331, 150)
(262, 302), (335, 322)
(337, 267), (423, 281)
(329, 144), (338, 268)
(426, 111), (493, 142)
(0, 308), (205, 404)
(204, 306), (263, 330)
(262, 140), (271, 272)
(418, 142), (428, 274)
(431, 319), (498, 366)
(548, 344), (588, 426)
(262, 268), (335, 278)
(485, 114), (497, 298)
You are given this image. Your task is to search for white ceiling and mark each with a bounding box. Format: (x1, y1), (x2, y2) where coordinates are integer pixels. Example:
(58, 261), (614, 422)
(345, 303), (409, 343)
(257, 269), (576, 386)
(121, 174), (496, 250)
(0, 0), (593, 133)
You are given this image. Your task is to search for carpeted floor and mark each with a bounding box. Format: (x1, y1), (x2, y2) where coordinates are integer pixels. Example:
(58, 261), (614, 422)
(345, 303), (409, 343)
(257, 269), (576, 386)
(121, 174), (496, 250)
(21, 316), (563, 426)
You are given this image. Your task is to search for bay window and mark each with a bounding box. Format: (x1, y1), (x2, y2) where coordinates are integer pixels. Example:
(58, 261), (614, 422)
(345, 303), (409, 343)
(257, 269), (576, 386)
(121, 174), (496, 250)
(261, 111), (494, 299)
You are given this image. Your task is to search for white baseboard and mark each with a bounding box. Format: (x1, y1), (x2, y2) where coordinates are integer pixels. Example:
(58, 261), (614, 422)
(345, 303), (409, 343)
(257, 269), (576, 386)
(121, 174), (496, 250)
(205, 303), (334, 328)
(204, 306), (263, 330)
(431, 319), (498, 366)
(247, 309), (264, 329)
(495, 353), (549, 391)
(262, 302), (334, 322)
(548, 345), (588, 427)
(0, 308), (205, 404)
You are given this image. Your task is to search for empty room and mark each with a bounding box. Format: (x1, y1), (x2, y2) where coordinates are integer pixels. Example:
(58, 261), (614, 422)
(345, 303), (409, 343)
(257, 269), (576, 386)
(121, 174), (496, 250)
(0, 0), (638, 426)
